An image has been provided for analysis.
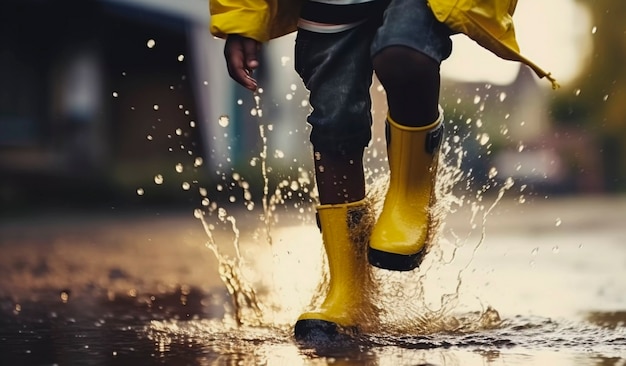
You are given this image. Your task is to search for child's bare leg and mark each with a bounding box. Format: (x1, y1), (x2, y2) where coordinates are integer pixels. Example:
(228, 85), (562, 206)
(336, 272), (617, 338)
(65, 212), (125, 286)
(314, 149), (366, 205)
(373, 46), (441, 126)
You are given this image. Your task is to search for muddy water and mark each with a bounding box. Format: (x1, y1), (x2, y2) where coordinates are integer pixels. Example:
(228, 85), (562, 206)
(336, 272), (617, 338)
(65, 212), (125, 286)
(0, 195), (625, 365)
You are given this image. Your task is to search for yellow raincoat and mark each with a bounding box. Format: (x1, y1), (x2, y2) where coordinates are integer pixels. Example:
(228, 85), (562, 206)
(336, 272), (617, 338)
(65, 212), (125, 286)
(209, 0), (558, 88)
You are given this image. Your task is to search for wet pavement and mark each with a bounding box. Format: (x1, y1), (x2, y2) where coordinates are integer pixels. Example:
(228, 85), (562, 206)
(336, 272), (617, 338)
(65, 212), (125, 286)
(0, 195), (625, 365)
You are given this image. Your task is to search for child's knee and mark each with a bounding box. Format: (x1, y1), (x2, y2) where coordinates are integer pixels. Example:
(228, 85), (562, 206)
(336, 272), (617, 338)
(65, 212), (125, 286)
(373, 46), (439, 88)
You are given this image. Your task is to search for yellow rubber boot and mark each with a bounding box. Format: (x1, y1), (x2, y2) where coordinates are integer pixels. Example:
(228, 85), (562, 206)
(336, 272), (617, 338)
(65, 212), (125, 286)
(294, 200), (374, 342)
(368, 112), (444, 271)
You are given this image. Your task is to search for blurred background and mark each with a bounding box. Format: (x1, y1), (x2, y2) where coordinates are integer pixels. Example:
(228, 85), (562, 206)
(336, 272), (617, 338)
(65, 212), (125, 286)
(0, 0), (624, 214)
(0, 2), (625, 364)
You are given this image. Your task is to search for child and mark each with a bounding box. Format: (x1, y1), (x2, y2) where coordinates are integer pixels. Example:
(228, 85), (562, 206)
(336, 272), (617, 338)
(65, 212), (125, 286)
(210, 0), (555, 340)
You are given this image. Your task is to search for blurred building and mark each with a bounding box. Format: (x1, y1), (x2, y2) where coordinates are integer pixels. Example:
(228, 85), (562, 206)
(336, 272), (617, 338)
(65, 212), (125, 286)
(0, 0), (314, 211)
(441, 66), (604, 194)
(0, 0), (216, 209)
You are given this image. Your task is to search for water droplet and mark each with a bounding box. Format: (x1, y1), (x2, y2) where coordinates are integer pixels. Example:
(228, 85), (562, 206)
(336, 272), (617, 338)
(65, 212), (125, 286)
(499, 92), (507, 102)
(177, 54), (184, 62)
(603, 94), (609, 102)
(591, 26), (597, 34)
(552, 246), (560, 254)
(60, 290), (70, 303)
(153, 104), (159, 111)
(218, 115), (230, 127)
(175, 163), (184, 173)
(488, 167), (498, 179)
(154, 174), (164, 185)
(285, 94), (293, 100)
(136, 188), (144, 196)
(112, 92), (118, 98)
(193, 209), (203, 219)
(531, 247), (539, 256)
(147, 135), (153, 141)
(274, 150), (285, 158)
(478, 133), (490, 146)
(473, 95), (481, 104)
(194, 157), (203, 167)
(182, 182), (190, 190)
(574, 89), (581, 96)
(147, 39), (156, 48)
(201, 198), (209, 206)
(555, 217), (562, 227)
(175, 128), (182, 136)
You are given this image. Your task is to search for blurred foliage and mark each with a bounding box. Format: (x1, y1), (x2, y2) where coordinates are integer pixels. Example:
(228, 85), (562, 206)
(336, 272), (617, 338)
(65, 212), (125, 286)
(550, 0), (626, 191)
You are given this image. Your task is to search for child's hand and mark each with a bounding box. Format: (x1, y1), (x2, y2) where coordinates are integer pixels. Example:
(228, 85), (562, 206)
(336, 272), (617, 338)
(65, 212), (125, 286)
(224, 35), (261, 91)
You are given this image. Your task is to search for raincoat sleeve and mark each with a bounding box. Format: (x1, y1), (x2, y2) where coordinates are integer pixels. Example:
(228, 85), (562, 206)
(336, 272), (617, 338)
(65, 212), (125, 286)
(209, 0), (302, 42)
(428, 0), (558, 88)
(210, 0), (272, 42)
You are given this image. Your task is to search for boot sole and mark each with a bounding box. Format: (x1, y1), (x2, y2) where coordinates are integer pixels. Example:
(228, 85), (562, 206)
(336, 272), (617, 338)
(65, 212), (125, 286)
(368, 247), (424, 271)
(294, 319), (358, 344)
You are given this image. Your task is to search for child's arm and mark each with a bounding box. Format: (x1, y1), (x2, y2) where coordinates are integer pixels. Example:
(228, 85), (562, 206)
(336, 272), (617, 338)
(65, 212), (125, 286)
(224, 35), (261, 91)
(210, 0), (302, 90)
(210, 0), (269, 91)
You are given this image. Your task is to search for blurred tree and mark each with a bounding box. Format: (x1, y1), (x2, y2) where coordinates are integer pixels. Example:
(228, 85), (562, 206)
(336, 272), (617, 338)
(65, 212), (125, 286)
(551, 0), (626, 191)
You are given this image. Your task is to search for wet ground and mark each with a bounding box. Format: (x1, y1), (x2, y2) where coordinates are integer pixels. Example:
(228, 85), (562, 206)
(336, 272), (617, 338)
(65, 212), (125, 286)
(1, 195), (625, 365)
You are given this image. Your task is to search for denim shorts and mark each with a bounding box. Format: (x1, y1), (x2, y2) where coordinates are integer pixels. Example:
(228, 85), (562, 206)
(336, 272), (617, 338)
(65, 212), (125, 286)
(295, 0), (452, 155)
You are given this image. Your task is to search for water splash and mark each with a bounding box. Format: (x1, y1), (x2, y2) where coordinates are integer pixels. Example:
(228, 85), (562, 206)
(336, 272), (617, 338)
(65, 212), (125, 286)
(143, 81), (520, 336)
(194, 207), (265, 327)
(351, 119), (514, 336)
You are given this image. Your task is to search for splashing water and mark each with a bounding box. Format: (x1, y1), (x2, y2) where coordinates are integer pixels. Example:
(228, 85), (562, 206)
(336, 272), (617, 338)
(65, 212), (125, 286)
(152, 89), (519, 339)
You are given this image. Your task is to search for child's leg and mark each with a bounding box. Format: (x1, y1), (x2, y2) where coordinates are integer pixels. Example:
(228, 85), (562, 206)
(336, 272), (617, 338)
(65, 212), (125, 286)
(368, 0), (452, 271)
(295, 27), (376, 205)
(293, 20), (381, 339)
(373, 46), (441, 127)
(314, 148), (366, 205)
